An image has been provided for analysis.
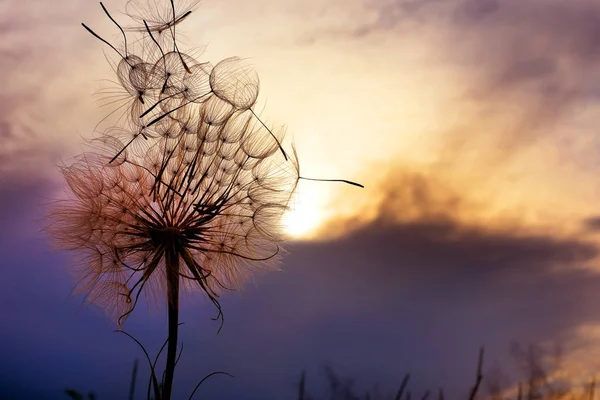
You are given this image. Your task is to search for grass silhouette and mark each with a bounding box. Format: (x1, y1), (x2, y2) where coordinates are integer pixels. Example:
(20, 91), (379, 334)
(58, 344), (600, 400)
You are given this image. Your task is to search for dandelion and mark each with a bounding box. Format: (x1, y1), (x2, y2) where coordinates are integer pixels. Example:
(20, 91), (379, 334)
(46, 1), (361, 399)
(48, 120), (297, 323)
(47, 86), (298, 400)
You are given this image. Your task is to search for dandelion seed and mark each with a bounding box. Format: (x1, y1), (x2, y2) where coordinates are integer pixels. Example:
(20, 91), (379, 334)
(125, 0), (200, 34)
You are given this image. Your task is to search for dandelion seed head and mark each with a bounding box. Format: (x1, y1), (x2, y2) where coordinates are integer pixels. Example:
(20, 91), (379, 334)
(47, 81), (299, 325)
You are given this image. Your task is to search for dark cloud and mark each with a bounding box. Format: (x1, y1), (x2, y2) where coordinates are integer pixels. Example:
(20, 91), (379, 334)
(360, 0), (600, 97)
(291, 170), (599, 325)
(0, 1), (94, 179)
(0, 173), (55, 238)
(582, 216), (600, 233)
(454, 0), (500, 21)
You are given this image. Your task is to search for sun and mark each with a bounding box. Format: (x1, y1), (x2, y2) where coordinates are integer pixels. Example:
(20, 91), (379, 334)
(283, 187), (325, 239)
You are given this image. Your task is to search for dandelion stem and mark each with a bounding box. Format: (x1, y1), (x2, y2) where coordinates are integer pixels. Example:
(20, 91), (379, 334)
(162, 245), (180, 400)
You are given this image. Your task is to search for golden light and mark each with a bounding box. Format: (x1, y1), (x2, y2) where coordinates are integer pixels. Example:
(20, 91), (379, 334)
(283, 185), (328, 239)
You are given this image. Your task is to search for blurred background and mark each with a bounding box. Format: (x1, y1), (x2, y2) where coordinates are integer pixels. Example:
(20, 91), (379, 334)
(3, 0), (600, 398)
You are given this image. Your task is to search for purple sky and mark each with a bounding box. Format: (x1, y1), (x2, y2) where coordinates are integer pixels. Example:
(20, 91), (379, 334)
(4, 0), (600, 399)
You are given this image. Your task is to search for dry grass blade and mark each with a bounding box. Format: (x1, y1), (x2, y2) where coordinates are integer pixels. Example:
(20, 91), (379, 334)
(395, 374), (411, 400)
(188, 371), (234, 400)
(468, 347), (485, 400)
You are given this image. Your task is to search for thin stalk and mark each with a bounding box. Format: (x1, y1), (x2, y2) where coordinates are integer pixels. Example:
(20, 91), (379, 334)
(162, 244), (180, 400)
(128, 358), (138, 400)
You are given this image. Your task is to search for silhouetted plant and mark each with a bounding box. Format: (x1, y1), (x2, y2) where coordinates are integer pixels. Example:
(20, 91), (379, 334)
(485, 342), (597, 400)
(45, 1), (361, 399)
(297, 348), (484, 400)
(64, 389), (96, 400)
(300, 343), (597, 400)
(129, 358), (139, 400)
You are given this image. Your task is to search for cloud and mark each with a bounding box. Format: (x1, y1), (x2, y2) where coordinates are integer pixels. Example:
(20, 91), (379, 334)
(0, 1), (104, 180)
(280, 0), (600, 235)
(203, 169), (600, 397)
(357, 0), (600, 107)
(313, 167), (599, 293)
(306, 0), (600, 150)
(582, 216), (600, 234)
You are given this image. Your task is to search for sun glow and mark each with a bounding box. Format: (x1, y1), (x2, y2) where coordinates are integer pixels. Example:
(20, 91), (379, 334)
(283, 187), (326, 239)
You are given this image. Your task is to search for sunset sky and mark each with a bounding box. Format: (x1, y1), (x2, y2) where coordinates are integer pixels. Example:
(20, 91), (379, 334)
(4, 0), (600, 398)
